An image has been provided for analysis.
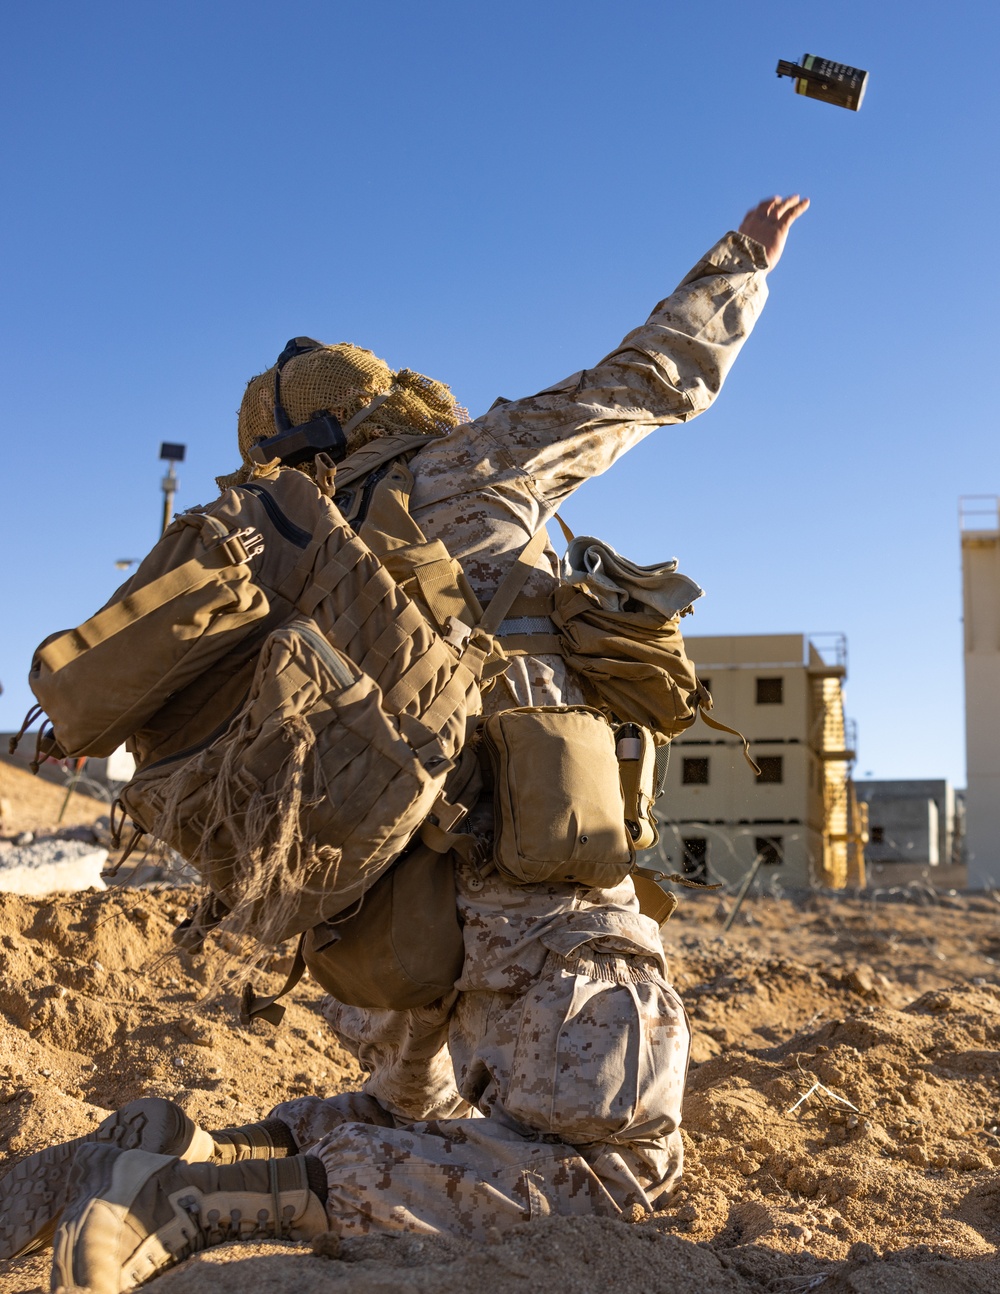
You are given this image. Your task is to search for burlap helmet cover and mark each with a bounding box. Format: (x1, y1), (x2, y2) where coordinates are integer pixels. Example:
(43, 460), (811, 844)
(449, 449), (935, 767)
(218, 342), (466, 489)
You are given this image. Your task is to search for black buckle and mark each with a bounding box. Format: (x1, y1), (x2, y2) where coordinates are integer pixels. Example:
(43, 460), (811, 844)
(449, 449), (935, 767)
(249, 412), (348, 468)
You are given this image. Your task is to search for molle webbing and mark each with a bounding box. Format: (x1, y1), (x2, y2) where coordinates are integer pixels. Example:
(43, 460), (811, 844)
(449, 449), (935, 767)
(298, 519), (475, 766)
(357, 461), (483, 639)
(492, 593), (560, 655)
(335, 432), (443, 491)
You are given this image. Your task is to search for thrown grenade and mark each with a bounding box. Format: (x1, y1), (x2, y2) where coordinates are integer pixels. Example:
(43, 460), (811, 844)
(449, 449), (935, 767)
(776, 54), (868, 112)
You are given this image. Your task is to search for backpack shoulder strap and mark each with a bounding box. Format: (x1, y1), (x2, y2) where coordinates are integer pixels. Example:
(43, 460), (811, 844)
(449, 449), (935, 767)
(478, 529), (550, 635)
(335, 431), (444, 492)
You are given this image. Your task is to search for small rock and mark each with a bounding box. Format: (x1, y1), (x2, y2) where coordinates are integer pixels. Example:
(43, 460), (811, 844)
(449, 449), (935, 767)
(847, 965), (876, 995)
(58, 825), (99, 844)
(623, 1203), (647, 1224)
(14, 832), (34, 846)
(786, 1165), (820, 1197)
(171, 1056), (185, 1068)
(179, 1016), (217, 1047)
(311, 1231), (341, 1259)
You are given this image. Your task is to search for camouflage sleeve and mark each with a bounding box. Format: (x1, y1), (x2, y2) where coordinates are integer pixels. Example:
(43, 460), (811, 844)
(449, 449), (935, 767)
(411, 231), (769, 514)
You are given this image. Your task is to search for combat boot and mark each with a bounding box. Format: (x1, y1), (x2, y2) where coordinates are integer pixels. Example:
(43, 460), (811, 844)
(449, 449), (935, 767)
(209, 1116), (299, 1164)
(0, 1098), (297, 1261)
(52, 1145), (328, 1293)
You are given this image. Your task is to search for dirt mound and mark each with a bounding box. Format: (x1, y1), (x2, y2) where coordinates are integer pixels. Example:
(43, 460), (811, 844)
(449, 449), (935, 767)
(0, 885), (362, 1294)
(0, 759), (107, 837)
(3, 879), (1000, 1293)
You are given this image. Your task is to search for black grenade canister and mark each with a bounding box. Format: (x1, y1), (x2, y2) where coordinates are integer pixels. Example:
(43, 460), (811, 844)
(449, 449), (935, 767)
(776, 54), (868, 112)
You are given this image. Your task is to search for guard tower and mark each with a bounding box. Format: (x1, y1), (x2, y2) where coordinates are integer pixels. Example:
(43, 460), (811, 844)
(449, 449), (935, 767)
(961, 496), (1000, 887)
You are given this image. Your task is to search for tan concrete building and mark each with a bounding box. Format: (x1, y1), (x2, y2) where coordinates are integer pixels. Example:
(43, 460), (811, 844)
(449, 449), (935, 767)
(654, 633), (866, 889)
(961, 497), (1000, 888)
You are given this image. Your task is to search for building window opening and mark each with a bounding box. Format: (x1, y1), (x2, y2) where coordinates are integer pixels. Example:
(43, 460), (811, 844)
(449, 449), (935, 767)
(755, 835), (784, 865)
(870, 825), (885, 844)
(757, 755), (784, 784)
(681, 837), (708, 881)
(682, 756), (710, 785)
(756, 677), (784, 705)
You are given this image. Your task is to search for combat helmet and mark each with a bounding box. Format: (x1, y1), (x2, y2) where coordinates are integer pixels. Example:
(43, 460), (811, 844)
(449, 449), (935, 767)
(218, 338), (466, 489)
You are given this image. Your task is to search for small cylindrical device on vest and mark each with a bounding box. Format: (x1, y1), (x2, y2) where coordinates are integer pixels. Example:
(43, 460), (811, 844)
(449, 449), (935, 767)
(776, 54), (868, 111)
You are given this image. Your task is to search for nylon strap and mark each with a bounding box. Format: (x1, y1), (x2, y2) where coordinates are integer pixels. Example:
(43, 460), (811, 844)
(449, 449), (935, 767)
(341, 389), (394, 439)
(335, 432), (442, 491)
(493, 634), (563, 656)
(419, 745), (486, 863)
(240, 933), (307, 1027)
(632, 874), (678, 925)
(413, 555), (471, 632)
(698, 710), (762, 775)
(553, 512), (575, 545)
(634, 865), (723, 892)
(478, 529), (550, 636)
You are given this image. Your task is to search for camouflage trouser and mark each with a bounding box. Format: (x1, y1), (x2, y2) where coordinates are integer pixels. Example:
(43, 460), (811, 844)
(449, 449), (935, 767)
(273, 939), (690, 1240)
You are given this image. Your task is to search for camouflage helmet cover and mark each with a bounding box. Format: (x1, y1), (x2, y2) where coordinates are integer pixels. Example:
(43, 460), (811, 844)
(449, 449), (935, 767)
(218, 341), (466, 489)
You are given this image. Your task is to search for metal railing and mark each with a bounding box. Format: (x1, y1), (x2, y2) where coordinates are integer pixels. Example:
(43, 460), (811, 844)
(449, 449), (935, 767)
(808, 631), (848, 670)
(960, 495), (1000, 532)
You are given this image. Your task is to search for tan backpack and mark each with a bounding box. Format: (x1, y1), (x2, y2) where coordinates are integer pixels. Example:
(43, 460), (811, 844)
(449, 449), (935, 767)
(13, 441), (736, 1017)
(15, 453), (511, 950)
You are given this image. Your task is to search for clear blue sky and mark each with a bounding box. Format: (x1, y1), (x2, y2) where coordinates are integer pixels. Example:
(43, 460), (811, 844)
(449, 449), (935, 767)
(2, 0), (997, 787)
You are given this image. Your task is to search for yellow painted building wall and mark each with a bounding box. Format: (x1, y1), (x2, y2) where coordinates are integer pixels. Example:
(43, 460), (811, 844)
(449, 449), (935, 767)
(654, 633), (862, 890)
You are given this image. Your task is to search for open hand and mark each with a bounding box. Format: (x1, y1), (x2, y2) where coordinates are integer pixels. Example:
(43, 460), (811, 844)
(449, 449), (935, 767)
(738, 195), (810, 269)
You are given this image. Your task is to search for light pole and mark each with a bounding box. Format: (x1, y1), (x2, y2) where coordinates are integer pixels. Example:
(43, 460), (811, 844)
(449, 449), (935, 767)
(160, 442), (186, 534)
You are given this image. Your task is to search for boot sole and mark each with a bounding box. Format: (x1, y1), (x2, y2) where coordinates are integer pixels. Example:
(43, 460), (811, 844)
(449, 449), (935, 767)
(51, 1146), (177, 1294)
(0, 1098), (213, 1261)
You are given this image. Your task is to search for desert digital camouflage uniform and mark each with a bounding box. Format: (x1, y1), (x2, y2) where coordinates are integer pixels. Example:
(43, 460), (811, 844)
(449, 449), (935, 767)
(273, 230), (770, 1239)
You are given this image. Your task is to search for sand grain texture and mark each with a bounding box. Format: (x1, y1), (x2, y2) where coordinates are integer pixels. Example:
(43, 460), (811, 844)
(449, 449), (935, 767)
(3, 770), (1000, 1292)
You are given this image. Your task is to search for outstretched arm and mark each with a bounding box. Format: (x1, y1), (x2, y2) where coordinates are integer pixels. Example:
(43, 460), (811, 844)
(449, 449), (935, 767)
(411, 196), (810, 519)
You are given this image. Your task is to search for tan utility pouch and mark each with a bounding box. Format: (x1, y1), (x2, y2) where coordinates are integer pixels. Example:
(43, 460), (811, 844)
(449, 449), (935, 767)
(28, 514), (269, 758)
(616, 722), (659, 851)
(482, 705), (634, 887)
(121, 616), (446, 944)
(301, 843), (464, 1010)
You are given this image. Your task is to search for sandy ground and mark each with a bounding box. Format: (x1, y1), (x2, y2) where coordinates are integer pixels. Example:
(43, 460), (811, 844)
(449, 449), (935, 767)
(3, 759), (1000, 1293)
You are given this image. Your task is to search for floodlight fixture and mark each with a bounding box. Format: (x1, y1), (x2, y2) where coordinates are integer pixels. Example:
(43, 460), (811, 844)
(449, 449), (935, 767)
(159, 443), (187, 534)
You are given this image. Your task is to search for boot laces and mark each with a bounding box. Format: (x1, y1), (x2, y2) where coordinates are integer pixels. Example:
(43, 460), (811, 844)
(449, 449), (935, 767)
(175, 1190), (294, 1259)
